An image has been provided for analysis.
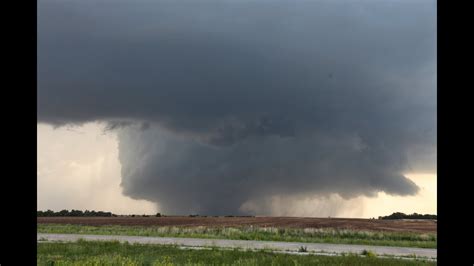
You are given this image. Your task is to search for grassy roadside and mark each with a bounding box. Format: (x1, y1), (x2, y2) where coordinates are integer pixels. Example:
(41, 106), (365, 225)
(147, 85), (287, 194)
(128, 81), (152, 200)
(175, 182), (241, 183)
(37, 240), (436, 266)
(37, 223), (436, 248)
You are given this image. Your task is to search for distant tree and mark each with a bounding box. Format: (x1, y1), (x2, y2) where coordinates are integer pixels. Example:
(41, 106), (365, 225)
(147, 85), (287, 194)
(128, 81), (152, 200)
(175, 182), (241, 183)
(155, 213), (162, 217)
(58, 209), (69, 216)
(70, 209), (83, 217)
(378, 212), (437, 220)
(37, 209), (115, 217)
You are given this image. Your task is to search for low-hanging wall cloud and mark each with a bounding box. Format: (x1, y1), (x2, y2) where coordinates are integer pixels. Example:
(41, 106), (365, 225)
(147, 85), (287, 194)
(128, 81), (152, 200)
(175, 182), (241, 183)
(38, 0), (436, 215)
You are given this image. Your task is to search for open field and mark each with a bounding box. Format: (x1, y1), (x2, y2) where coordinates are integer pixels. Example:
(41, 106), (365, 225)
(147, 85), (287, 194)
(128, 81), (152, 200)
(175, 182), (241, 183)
(38, 220), (436, 248)
(38, 233), (437, 259)
(37, 240), (436, 266)
(37, 216), (436, 233)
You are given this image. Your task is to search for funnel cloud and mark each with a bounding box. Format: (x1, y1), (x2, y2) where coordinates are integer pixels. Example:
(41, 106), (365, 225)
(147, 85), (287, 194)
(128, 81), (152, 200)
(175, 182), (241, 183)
(38, 0), (436, 215)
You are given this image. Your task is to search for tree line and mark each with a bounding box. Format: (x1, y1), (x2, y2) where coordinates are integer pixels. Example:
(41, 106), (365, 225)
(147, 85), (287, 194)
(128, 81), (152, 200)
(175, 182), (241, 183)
(378, 212), (437, 220)
(37, 209), (115, 217)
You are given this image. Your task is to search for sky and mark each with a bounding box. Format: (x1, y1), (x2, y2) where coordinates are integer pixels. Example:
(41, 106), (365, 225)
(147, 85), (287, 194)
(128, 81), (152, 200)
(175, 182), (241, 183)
(37, 0), (436, 217)
(37, 122), (436, 217)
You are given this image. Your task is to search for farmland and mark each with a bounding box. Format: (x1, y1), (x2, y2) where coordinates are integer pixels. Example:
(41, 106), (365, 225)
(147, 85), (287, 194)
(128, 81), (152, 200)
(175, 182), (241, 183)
(37, 217), (436, 248)
(37, 216), (436, 233)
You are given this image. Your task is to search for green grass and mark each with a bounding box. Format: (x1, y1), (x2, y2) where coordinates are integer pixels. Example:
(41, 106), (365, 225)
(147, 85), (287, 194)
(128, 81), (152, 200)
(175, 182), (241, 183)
(37, 223), (436, 248)
(37, 240), (436, 266)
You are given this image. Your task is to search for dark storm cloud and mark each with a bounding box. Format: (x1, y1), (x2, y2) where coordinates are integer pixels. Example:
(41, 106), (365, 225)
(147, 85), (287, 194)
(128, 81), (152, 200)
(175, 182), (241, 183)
(38, 0), (436, 215)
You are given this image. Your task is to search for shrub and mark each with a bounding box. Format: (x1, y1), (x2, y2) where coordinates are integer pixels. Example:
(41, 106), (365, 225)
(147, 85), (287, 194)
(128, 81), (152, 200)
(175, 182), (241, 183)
(361, 250), (377, 258)
(298, 246), (308, 253)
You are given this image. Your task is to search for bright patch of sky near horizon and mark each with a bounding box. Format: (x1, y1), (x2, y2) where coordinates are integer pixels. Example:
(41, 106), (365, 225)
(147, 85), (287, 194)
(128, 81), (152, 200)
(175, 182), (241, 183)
(37, 122), (436, 217)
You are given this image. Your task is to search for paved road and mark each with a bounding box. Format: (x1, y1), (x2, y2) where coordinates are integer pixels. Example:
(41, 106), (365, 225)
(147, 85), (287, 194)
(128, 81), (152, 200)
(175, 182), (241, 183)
(37, 233), (436, 259)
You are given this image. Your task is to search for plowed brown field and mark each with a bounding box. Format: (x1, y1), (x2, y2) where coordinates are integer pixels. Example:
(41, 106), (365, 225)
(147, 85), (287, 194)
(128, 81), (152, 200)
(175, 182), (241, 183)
(37, 217), (436, 233)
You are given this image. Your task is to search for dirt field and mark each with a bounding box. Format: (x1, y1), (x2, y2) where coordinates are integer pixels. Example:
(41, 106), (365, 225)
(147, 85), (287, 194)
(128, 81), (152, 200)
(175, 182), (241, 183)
(37, 216), (436, 233)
